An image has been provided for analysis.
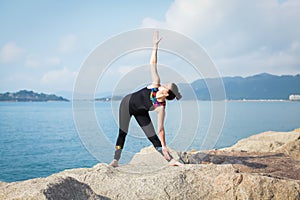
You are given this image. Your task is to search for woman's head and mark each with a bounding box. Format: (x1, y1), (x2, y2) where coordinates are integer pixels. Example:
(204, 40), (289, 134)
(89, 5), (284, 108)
(160, 83), (182, 100)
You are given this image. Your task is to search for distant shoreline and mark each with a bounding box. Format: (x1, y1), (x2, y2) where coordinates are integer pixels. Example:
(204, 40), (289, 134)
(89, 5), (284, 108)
(0, 90), (69, 102)
(224, 99), (291, 102)
(94, 99), (295, 102)
(1, 99), (297, 102)
(0, 100), (69, 102)
(0, 99), (300, 103)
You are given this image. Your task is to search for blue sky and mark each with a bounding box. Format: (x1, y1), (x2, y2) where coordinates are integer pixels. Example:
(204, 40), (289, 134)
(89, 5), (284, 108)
(1, 0), (299, 95)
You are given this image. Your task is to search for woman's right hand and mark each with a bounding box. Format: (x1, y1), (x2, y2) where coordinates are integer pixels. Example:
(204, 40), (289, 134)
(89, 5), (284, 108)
(162, 146), (171, 161)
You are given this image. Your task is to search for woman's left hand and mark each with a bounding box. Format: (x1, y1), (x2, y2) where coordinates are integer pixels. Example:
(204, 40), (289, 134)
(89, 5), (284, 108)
(153, 31), (162, 46)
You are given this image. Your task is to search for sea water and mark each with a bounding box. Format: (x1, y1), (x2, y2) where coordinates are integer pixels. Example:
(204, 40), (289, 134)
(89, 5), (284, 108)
(0, 101), (299, 182)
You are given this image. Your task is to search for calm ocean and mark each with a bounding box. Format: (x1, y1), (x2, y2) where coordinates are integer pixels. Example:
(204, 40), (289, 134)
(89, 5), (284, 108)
(0, 101), (299, 182)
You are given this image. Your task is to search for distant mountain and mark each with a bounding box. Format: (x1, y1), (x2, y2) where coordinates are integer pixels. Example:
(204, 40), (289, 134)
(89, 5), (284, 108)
(0, 90), (69, 102)
(88, 73), (300, 101)
(191, 73), (300, 100)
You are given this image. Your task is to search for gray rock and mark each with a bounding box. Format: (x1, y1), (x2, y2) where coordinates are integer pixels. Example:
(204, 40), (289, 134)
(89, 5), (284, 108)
(0, 175), (108, 200)
(2, 161), (299, 200)
(1, 129), (300, 200)
(221, 128), (300, 154)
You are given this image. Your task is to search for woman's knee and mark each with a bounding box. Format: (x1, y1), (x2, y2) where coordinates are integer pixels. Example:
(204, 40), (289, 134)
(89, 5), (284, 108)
(148, 135), (162, 147)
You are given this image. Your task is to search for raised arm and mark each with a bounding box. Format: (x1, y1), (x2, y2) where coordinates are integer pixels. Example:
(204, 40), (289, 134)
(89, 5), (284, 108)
(149, 31), (161, 87)
(156, 106), (171, 161)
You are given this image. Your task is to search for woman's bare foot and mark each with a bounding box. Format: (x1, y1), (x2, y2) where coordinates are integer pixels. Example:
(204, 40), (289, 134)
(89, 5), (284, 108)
(169, 159), (184, 166)
(109, 159), (119, 167)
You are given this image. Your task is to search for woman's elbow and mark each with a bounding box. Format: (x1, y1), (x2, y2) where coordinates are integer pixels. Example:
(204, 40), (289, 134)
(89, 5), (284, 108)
(154, 78), (160, 85)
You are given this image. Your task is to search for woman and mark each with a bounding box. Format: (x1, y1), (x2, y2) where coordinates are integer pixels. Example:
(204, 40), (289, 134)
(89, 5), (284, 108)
(110, 31), (183, 167)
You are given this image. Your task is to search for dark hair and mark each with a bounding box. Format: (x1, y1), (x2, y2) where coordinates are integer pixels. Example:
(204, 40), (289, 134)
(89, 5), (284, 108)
(166, 90), (176, 100)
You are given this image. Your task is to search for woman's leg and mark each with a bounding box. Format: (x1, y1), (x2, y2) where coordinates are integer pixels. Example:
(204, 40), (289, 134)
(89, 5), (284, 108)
(134, 113), (173, 161)
(134, 113), (162, 148)
(113, 95), (132, 161)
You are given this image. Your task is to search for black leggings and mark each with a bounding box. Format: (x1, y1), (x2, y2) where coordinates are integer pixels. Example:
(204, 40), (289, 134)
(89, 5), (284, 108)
(114, 95), (162, 160)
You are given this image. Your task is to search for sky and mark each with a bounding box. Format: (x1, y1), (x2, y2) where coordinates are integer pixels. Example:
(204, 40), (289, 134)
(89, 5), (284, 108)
(1, 0), (300, 96)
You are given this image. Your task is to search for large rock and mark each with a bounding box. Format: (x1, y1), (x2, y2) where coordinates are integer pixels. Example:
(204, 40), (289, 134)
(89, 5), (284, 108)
(181, 128), (300, 180)
(0, 175), (106, 200)
(1, 129), (300, 200)
(181, 150), (300, 180)
(275, 139), (300, 160)
(221, 128), (300, 157)
(1, 163), (299, 200)
(119, 146), (182, 173)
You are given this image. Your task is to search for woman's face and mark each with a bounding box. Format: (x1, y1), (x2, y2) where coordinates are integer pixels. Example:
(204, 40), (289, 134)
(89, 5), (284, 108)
(159, 83), (171, 96)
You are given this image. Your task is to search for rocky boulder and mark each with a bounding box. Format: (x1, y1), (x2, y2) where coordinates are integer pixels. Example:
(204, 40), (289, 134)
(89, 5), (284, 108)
(1, 163), (299, 200)
(221, 128), (300, 158)
(0, 175), (105, 200)
(1, 129), (300, 200)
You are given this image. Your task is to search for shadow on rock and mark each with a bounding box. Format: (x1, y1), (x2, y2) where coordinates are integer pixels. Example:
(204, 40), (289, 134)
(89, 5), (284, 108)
(180, 150), (300, 180)
(43, 176), (110, 200)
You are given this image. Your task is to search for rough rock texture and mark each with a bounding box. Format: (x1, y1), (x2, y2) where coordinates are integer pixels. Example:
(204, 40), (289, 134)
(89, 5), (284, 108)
(0, 175), (106, 200)
(1, 129), (300, 200)
(61, 163), (300, 200)
(2, 163), (299, 200)
(181, 128), (300, 180)
(275, 139), (300, 160)
(181, 150), (300, 180)
(221, 129), (300, 157)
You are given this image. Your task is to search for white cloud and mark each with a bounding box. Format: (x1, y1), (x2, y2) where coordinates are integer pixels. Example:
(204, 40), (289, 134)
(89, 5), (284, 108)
(58, 34), (78, 54)
(0, 42), (23, 63)
(142, 0), (300, 76)
(41, 67), (78, 91)
(45, 57), (61, 66)
(25, 55), (41, 68)
(25, 55), (61, 68)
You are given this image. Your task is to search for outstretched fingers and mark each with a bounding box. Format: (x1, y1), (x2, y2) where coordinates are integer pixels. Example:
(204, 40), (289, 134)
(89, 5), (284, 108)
(162, 147), (171, 160)
(153, 31), (162, 45)
(169, 159), (185, 166)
